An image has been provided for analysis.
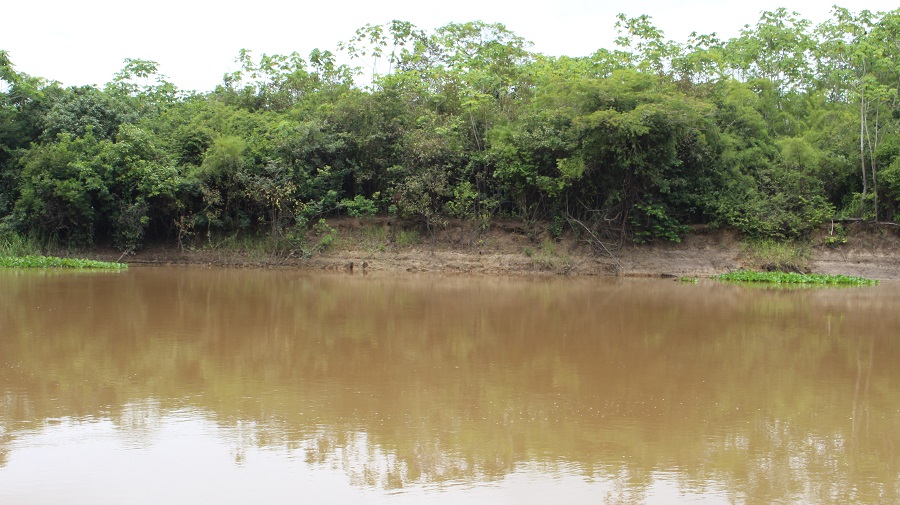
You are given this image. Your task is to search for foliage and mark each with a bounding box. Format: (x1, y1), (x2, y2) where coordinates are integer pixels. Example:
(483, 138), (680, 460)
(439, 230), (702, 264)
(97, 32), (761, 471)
(312, 218), (337, 251)
(741, 238), (812, 272)
(339, 195), (377, 218)
(824, 223), (848, 247)
(715, 270), (877, 286)
(3, 9), (900, 251)
(630, 202), (689, 243)
(0, 254), (127, 269)
(0, 231), (41, 256)
(14, 132), (110, 246)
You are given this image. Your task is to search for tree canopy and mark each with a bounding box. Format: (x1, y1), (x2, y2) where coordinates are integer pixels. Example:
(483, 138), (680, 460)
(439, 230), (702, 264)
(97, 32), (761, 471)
(2, 7), (900, 251)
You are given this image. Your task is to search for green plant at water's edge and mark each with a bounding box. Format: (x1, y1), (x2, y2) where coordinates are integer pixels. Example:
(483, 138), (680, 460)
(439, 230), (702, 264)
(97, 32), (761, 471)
(0, 232), (42, 257)
(715, 270), (876, 286)
(741, 239), (811, 272)
(0, 255), (128, 269)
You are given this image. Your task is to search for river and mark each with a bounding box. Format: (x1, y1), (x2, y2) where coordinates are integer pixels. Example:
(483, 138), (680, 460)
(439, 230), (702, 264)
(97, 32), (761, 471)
(0, 267), (898, 504)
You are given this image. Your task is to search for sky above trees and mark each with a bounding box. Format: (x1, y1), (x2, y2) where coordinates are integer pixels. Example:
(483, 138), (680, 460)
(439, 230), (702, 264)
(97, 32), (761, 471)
(3, 1), (899, 92)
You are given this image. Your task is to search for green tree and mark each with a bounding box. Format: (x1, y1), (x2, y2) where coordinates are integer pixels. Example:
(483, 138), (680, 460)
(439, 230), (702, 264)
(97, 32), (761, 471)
(217, 49), (354, 112)
(565, 70), (717, 242)
(613, 14), (681, 75)
(14, 131), (110, 245)
(103, 124), (181, 250)
(813, 8), (900, 220)
(1, 52), (57, 220)
(389, 110), (464, 244)
(41, 85), (137, 141)
(725, 8), (814, 93)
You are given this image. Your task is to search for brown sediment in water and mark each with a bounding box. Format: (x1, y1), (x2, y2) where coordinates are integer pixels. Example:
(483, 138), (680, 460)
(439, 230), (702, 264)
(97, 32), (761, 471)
(79, 219), (900, 280)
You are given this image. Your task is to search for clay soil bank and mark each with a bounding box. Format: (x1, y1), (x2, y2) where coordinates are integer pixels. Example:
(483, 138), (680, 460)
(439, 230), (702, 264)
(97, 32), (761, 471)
(88, 220), (900, 280)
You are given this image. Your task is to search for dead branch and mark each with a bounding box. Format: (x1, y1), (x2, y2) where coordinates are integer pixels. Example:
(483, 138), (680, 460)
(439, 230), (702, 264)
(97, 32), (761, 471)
(565, 213), (622, 268)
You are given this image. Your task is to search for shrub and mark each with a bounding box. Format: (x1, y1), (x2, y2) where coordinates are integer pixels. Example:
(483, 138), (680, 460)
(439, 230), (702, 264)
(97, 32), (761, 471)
(339, 195), (378, 218)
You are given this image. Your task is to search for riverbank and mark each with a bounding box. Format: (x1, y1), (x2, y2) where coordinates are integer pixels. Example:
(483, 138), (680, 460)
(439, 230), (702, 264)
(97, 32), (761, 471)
(82, 219), (900, 280)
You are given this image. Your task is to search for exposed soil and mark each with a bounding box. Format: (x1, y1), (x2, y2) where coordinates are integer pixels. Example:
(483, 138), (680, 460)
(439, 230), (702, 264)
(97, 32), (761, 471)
(85, 219), (900, 280)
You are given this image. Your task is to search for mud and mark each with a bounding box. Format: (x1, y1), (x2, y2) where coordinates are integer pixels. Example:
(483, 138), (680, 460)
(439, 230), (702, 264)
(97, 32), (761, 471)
(83, 220), (900, 280)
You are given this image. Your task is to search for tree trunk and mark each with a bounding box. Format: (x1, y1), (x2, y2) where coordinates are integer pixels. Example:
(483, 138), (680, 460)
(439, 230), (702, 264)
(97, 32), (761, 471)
(860, 85), (867, 218)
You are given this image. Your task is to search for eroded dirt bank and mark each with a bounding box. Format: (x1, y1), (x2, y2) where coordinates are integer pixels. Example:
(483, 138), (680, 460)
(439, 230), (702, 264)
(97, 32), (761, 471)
(86, 220), (900, 280)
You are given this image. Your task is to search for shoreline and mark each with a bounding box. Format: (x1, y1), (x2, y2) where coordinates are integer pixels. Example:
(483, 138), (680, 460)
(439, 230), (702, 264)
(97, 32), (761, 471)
(76, 221), (900, 281)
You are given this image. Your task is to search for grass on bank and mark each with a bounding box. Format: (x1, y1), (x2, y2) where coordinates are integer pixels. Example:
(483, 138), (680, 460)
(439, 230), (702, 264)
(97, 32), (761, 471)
(0, 231), (42, 257)
(740, 238), (811, 272)
(715, 270), (877, 286)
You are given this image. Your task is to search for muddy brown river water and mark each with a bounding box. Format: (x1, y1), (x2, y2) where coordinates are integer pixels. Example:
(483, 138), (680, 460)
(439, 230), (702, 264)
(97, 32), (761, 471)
(0, 267), (898, 504)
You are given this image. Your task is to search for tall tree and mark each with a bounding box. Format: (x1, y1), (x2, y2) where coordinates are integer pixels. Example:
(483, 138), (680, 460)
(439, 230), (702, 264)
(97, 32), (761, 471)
(726, 8), (814, 93)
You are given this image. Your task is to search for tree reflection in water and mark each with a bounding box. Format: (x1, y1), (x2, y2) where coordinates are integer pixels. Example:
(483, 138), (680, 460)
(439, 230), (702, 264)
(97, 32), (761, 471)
(0, 268), (898, 503)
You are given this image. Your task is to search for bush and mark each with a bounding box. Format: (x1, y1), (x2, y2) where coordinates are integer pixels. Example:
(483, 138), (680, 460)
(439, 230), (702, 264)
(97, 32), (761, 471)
(15, 133), (109, 246)
(823, 223), (847, 247)
(313, 219), (337, 251)
(111, 199), (150, 251)
(839, 192), (876, 221)
(715, 186), (834, 240)
(630, 202), (688, 243)
(339, 195), (378, 218)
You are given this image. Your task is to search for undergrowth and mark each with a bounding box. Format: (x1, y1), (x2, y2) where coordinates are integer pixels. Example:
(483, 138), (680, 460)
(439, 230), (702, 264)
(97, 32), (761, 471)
(741, 239), (811, 272)
(0, 232), (42, 257)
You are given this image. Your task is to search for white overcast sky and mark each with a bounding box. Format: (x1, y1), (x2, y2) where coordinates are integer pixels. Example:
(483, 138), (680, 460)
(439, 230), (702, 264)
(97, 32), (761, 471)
(2, 1), (898, 92)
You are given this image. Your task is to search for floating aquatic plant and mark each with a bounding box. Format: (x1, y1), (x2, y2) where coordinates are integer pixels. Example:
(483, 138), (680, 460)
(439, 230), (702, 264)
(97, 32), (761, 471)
(715, 270), (876, 286)
(0, 255), (127, 270)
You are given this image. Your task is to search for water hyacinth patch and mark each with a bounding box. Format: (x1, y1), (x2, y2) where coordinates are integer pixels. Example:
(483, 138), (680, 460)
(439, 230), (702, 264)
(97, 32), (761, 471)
(715, 270), (877, 286)
(0, 255), (128, 270)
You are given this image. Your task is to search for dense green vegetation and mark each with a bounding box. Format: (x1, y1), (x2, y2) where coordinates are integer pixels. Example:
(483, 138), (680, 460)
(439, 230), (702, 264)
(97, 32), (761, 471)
(3, 7), (900, 252)
(715, 270), (878, 285)
(0, 255), (127, 269)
